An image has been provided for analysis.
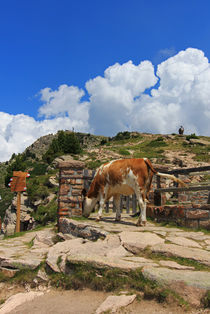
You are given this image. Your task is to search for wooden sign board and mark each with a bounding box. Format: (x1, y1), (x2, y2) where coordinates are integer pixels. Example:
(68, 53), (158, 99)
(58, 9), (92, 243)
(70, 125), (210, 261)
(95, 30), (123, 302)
(10, 177), (26, 192)
(9, 171), (29, 192)
(13, 171), (29, 178)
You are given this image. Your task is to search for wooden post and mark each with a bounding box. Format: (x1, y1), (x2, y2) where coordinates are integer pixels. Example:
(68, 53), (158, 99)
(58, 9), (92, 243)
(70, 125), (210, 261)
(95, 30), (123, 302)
(126, 196), (130, 213)
(16, 192), (21, 233)
(132, 194), (137, 214)
(154, 176), (162, 206)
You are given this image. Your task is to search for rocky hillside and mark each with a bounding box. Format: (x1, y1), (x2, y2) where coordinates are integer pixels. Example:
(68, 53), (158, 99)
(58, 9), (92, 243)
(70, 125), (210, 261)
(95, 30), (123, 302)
(12, 130), (210, 168)
(25, 131), (108, 160)
(0, 130), (209, 234)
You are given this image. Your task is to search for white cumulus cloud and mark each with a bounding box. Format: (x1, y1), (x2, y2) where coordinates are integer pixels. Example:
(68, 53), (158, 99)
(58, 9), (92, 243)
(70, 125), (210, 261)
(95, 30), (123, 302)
(131, 48), (210, 135)
(86, 60), (158, 135)
(0, 47), (210, 162)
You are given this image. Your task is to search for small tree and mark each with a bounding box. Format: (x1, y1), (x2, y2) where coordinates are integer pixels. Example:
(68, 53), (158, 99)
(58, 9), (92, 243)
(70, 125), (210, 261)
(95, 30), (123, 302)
(43, 131), (81, 163)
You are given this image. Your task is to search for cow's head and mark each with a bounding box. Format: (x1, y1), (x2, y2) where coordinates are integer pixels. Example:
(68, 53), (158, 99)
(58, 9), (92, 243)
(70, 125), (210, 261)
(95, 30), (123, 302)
(82, 196), (94, 218)
(82, 188), (98, 218)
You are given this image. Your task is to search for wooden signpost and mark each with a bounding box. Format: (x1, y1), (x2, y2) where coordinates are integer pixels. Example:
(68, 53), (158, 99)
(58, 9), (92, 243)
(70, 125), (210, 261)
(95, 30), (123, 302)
(8, 171), (30, 233)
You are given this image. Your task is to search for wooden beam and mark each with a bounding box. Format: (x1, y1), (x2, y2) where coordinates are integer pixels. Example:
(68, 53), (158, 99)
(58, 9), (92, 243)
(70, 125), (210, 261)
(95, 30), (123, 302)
(163, 166), (210, 175)
(155, 185), (210, 193)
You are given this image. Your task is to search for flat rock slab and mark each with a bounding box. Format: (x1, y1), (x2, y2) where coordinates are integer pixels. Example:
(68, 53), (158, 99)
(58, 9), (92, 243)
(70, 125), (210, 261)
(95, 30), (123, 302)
(96, 294), (136, 314)
(46, 238), (85, 272)
(0, 229), (55, 271)
(120, 231), (165, 254)
(168, 231), (209, 242)
(152, 243), (210, 266)
(159, 260), (194, 270)
(166, 236), (202, 248)
(46, 233), (160, 271)
(47, 235), (145, 271)
(142, 266), (210, 290)
(0, 291), (44, 314)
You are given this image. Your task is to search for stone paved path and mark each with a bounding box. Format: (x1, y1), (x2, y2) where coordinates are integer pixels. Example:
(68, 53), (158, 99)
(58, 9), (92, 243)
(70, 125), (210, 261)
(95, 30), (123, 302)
(0, 214), (210, 308)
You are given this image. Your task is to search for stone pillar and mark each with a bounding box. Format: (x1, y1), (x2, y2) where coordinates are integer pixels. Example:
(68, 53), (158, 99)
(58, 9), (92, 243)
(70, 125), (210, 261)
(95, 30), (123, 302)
(58, 160), (85, 229)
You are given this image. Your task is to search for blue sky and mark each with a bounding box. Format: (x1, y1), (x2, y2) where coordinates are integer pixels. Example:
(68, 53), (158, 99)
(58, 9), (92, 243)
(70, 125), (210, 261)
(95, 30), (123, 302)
(0, 0), (210, 161)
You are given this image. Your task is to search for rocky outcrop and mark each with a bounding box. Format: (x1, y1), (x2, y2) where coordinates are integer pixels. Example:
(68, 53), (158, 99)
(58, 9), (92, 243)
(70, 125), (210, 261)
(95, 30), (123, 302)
(188, 138), (210, 146)
(1, 194), (35, 236)
(59, 218), (108, 240)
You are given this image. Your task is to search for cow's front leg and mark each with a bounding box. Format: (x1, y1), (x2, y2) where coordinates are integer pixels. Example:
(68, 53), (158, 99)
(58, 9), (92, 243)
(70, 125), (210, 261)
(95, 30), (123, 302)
(113, 195), (121, 221)
(96, 195), (105, 221)
(136, 194), (147, 226)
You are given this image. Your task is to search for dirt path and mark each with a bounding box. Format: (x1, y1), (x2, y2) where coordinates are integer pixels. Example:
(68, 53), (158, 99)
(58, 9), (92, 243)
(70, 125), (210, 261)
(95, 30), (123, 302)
(6, 289), (209, 314)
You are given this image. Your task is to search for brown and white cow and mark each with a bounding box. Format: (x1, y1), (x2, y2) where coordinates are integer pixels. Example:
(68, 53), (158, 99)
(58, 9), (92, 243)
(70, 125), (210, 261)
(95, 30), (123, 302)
(83, 158), (185, 226)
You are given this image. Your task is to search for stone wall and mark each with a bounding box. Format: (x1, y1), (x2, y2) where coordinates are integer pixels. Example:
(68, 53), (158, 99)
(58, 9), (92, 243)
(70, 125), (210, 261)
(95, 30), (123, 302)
(58, 160), (85, 223)
(147, 204), (210, 230)
(178, 190), (209, 205)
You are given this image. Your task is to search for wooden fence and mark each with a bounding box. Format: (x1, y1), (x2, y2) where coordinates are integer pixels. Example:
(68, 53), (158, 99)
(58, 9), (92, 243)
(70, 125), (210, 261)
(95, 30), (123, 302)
(154, 165), (210, 206)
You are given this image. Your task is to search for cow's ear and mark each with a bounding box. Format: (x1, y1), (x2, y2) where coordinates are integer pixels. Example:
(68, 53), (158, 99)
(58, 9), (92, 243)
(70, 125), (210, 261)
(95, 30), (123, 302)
(82, 188), (87, 197)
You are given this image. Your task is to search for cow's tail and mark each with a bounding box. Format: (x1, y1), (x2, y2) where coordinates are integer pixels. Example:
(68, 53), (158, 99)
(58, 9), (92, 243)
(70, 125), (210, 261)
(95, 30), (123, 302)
(144, 158), (186, 187)
(156, 172), (186, 187)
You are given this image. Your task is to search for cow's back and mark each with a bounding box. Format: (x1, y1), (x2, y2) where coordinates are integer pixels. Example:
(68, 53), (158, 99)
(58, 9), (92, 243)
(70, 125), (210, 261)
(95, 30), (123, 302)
(87, 158), (150, 199)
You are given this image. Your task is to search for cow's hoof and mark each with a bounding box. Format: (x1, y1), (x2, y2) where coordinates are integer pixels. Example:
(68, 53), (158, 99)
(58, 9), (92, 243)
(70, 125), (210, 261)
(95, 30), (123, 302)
(95, 217), (101, 222)
(136, 221), (146, 227)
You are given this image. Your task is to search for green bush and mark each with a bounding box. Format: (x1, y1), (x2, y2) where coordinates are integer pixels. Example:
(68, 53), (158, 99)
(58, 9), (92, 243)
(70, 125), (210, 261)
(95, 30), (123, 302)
(112, 131), (131, 141)
(32, 198), (57, 225)
(87, 160), (102, 169)
(43, 131), (81, 163)
(30, 163), (48, 177)
(100, 139), (107, 145)
(27, 178), (49, 203)
(146, 137), (167, 148)
(186, 133), (199, 140)
(202, 291), (210, 308)
(119, 149), (131, 156)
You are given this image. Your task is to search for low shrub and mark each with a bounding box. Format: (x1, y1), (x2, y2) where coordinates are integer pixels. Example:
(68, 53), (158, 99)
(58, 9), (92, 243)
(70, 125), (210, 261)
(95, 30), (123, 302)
(186, 133), (199, 140)
(32, 198), (57, 225)
(119, 149), (130, 156)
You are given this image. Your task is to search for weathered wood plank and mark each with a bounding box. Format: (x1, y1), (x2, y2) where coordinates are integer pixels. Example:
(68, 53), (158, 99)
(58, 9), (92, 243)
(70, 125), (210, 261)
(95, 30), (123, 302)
(166, 166), (210, 175)
(155, 185), (210, 193)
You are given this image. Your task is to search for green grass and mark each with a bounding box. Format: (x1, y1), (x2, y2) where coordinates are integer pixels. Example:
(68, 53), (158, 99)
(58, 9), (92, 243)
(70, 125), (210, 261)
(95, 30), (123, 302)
(24, 237), (35, 249)
(47, 262), (189, 308)
(202, 290), (210, 308)
(3, 224), (54, 240)
(138, 248), (210, 271)
(159, 220), (210, 235)
(118, 149), (131, 156)
(86, 160), (102, 169)
(70, 216), (89, 221)
(0, 299), (5, 305)
(57, 256), (62, 268)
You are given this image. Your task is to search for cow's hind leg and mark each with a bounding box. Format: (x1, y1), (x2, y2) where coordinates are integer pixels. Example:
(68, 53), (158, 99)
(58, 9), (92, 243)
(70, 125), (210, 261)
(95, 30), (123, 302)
(113, 195), (121, 221)
(136, 193), (147, 226)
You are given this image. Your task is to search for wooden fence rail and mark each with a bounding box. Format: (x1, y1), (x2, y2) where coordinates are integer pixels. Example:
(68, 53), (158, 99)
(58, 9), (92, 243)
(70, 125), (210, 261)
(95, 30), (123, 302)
(154, 165), (210, 206)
